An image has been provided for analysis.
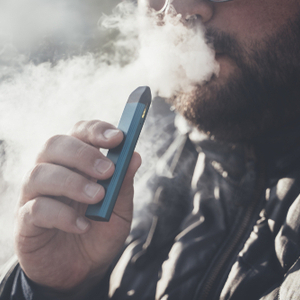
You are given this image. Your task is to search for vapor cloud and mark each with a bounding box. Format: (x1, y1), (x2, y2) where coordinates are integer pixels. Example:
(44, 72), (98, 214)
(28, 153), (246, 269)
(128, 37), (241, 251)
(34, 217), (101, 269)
(0, 0), (218, 267)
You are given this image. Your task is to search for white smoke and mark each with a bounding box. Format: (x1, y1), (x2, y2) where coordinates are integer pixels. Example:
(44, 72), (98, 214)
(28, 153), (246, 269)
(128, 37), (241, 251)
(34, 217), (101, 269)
(0, 0), (218, 267)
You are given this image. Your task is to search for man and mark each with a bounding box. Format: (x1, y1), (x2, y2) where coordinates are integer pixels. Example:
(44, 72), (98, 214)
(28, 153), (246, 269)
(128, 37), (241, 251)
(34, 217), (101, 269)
(1, 0), (300, 299)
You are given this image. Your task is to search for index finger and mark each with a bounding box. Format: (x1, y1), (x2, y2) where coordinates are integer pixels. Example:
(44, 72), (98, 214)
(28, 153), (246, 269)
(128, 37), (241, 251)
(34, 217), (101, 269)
(69, 120), (124, 149)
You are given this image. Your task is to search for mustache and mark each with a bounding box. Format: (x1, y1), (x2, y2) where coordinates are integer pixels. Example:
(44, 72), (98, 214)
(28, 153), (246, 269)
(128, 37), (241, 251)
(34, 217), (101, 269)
(184, 16), (241, 55)
(184, 16), (245, 66)
(205, 27), (242, 57)
(204, 27), (250, 72)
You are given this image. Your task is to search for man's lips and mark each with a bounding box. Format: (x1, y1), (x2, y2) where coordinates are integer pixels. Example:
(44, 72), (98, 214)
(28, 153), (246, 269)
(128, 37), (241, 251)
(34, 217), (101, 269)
(215, 52), (226, 58)
(214, 48), (232, 60)
(214, 48), (225, 56)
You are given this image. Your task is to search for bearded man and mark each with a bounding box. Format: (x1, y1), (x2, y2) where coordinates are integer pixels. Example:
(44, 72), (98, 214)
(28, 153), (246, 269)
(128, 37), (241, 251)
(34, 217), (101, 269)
(1, 0), (300, 299)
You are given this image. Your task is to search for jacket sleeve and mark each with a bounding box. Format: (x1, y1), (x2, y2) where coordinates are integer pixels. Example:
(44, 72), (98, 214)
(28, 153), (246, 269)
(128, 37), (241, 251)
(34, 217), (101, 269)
(0, 258), (110, 300)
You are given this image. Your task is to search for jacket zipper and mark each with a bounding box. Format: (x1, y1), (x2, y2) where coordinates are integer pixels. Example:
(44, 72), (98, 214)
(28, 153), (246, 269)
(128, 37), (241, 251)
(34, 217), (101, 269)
(193, 145), (266, 300)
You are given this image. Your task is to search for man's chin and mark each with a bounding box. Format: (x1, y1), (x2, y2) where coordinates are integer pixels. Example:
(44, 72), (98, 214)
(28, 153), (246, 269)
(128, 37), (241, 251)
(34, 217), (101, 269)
(170, 76), (272, 143)
(172, 16), (300, 142)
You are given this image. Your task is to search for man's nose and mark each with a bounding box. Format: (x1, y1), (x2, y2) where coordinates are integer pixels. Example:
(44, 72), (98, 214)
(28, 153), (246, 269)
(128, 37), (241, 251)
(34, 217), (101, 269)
(148, 0), (214, 23)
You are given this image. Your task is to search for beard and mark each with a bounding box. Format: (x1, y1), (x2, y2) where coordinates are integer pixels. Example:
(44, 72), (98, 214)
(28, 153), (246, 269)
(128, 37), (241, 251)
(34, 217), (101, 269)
(171, 15), (300, 142)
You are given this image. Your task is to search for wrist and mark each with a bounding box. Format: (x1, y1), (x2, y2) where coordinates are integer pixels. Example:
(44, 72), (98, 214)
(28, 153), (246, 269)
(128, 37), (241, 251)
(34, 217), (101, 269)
(21, 268), (110, 300)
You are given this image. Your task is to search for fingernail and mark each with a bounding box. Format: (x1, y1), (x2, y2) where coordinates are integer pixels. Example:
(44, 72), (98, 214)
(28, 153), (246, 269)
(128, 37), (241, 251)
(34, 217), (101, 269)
(104, 129), (120, 139)
(84, 183), (101, 198)
(95, 159), (112, 174)
(76, 217), (89, 231)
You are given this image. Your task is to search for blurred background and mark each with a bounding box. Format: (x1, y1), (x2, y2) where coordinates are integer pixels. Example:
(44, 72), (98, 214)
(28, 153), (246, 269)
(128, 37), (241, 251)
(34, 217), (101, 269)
(0, 0), (127, 267)
(0, 0), (122, 78)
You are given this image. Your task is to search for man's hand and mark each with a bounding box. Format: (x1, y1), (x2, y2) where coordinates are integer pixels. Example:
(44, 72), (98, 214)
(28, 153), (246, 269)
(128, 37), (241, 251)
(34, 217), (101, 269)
(14, 120), (141, 291)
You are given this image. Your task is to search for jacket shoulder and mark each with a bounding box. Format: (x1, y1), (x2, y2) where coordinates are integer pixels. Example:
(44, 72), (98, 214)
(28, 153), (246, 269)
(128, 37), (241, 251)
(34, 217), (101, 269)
(0, 256), (19, 300)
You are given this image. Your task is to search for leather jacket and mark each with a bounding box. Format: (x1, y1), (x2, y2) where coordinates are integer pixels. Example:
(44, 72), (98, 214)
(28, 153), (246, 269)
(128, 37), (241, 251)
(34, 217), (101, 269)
(1, 109), (300, 300)
(107, 117), (300, 300)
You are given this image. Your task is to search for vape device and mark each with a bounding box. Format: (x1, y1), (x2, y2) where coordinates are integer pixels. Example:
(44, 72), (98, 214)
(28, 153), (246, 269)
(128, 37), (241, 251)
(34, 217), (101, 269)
(85, 86), (152, 221)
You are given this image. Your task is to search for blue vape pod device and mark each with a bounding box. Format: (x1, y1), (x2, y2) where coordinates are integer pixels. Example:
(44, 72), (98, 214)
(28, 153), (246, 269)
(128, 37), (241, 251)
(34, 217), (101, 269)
(85, 86), (152, 221)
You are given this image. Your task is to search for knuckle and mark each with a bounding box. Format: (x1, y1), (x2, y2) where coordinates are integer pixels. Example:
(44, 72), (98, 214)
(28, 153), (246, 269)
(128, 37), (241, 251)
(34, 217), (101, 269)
(73, 120), (100, 137)
(90, 120), (109, 133)
(89, 120), (104, 129)
(44, 135), (64, 152)
(74, 120), (85, 128)
(87, 120), (101, 128)
(30, 198), (42, 217)
(28, 163), (45, 185)
(21, 198), (43, 226)
(56, 204), (71, 225)
(74, 143), (91, 160)
(88, 120), (105, 139)
(21, 165), (46, 201)
(37, 135), (64, 162)
(71, 120), (86, 135)
(62, 172), (80, 192)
